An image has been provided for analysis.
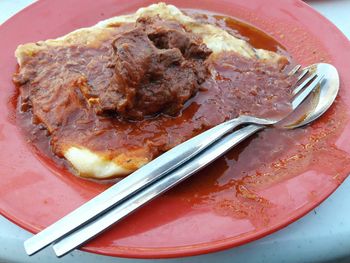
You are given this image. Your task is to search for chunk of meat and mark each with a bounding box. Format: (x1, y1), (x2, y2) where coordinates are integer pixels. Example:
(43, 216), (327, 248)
(13, 13), (298, 178)
(86, 16), (212, 119)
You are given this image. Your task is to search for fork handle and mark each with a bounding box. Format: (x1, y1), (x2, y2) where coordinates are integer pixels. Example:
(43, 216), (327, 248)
(24, 117), (244, 255)
(52, 124), (264, 257)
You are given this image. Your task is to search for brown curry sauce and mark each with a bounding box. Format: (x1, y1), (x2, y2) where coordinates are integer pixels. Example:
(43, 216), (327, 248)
(15, 12), (296, 163)
(14, 10), (350, 218)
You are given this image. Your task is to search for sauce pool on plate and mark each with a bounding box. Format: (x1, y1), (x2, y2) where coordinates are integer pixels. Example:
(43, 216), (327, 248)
(13, 10), (350, 222)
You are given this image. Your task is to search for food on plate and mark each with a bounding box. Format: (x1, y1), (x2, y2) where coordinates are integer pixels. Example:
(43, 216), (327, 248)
(13, 3), (298, 179)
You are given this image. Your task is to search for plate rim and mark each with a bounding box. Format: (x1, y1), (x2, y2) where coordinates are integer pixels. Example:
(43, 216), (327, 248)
(0, 0), (350, 258)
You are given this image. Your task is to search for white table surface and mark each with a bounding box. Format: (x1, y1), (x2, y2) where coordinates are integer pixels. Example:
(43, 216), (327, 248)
(1, 1), (350, 262)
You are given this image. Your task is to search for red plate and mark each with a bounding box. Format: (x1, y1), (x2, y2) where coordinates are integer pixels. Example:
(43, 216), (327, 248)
(1, 0), (350, 259)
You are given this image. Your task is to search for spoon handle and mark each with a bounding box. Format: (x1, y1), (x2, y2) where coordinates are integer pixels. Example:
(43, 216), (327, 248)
(24, 117), (244, 256)
(53, 124), (263, 256)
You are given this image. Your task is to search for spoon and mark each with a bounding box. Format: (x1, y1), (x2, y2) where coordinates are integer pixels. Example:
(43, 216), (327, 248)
(51, 62), (339, 256)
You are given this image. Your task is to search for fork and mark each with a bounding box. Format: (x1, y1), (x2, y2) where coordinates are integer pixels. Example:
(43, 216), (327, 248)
(52, 62), (340, 256)
(24, 64), (324, 256)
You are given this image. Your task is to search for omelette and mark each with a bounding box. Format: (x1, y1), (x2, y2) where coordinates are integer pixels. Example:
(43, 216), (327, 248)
(14, 3), (295, 179)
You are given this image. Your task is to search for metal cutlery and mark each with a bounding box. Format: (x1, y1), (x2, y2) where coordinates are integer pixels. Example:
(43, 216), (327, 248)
(24, 63), (339, 256)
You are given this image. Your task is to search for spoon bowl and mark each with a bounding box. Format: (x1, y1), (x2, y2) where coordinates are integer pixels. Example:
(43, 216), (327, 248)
(278, 62), (339, 129)
(298, 63), (339, 126)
